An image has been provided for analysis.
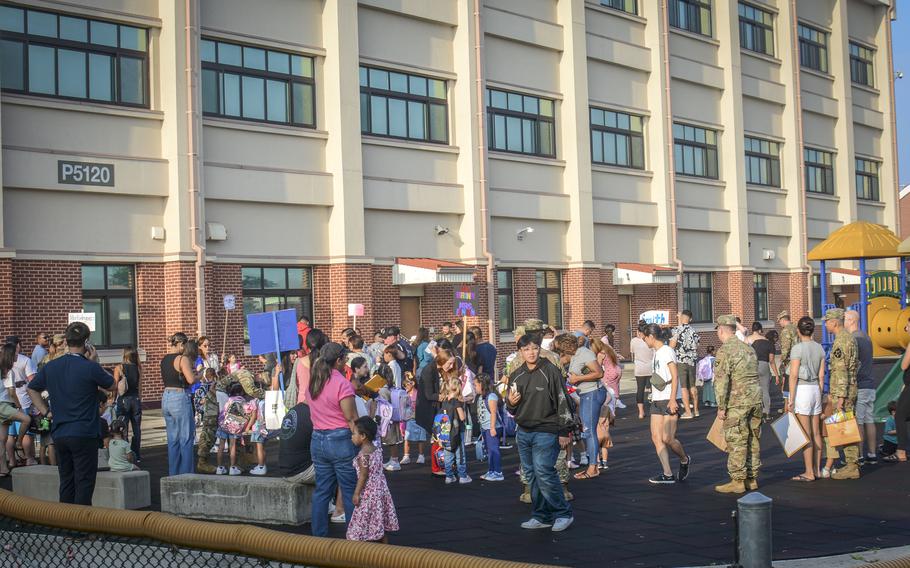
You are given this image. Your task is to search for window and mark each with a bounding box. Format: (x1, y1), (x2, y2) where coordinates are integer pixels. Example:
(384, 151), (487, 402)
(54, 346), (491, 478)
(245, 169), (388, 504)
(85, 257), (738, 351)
(673, 123), (718, 179)
(487, 88), (555, 158)
(359, 66), (447, 143)
(496, 270), (514, 333)
(811, 273), (822, 318)
(753, 273), (769, 321)
(535, 270), (562, 329)
(849, 42), (874, 87)
(600, 0), (637, 15)
(81, 265), (136, 348)
(798, 23), (828, 73)
(683, 272), (713, 323)
(744, 136), (781, 187)
(241, 267), (313, 341)
(855, 158), (880, 201)
(739, 3), (774, 56)
(669, 0), (712, 37)
(804, 148), (834, 195)
(590, 108), (645, 169)
(201, 38), (315, 127)
(0, 5), (147, 106)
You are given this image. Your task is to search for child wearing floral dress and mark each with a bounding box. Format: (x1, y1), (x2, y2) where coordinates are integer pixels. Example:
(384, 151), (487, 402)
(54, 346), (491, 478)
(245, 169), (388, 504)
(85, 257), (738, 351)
(347, 417), (399, 543)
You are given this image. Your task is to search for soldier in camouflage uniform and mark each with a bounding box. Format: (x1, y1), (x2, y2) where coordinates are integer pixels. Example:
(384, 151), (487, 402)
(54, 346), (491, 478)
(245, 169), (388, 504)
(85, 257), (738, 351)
(504, 319), (571, 504)
(777, 311), (799, 391)
(713, 315), (763, 494)
(824, 308), (861, 480)
(196, 368), (264, 473)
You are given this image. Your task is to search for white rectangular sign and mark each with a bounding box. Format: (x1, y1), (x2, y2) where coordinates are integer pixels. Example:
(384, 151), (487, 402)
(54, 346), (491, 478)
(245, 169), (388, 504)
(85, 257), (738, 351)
(223, 294), (236, 310)
(68, 312), (96, 332)
(639, 310), (669, 325)
(348, 303), (364, 317)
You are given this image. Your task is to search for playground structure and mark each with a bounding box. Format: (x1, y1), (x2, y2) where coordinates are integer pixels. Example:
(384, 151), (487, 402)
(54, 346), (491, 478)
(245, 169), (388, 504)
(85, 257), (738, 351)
(807, 221), (909, 420)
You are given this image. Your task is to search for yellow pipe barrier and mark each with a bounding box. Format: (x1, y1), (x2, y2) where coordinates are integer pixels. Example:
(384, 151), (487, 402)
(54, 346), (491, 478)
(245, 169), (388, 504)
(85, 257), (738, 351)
(0, 490), (557, 568)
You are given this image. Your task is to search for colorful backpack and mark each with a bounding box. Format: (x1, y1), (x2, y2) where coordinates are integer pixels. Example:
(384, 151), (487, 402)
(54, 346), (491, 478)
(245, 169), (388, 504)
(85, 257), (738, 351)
(375, 398), (393, 437)
(432, 411), (451, 449)
(193, 382), (212, 417)
(390, 388), (413, 422)
(220, 396), (249, 436)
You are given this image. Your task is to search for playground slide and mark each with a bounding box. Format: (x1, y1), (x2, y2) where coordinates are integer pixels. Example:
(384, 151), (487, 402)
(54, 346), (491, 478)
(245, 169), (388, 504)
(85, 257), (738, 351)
(874, 358), (906, 422)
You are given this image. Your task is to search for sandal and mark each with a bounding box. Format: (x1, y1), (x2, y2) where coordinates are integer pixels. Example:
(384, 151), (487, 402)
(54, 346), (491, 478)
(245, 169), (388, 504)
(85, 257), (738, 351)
(791, 474), (815, 482)
(573, 470), (599, 480)
(882, 454), (906, 463)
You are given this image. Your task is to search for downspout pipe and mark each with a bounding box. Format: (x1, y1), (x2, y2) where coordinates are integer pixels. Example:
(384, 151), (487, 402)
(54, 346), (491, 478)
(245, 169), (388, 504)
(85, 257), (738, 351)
(185, 0), (206, 335)
(660, 0), (684, 310)
(473, 0), (496, 349)
(886, 6), (900, 239)
(789, 0), (813, 316)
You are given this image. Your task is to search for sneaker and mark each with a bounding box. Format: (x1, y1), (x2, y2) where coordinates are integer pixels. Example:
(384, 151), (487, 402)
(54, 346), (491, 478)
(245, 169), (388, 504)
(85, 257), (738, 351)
(680, 413), (694, 420)
(465, 438), (475, 446)
(249, 464), (267, 476)
(866, 454), (878, 465)
(649, 473), (676, 484)
(384, 460), (401, 472)
(210, 444), (218, 454)
(552, 517), (574, 532)
(215, 466), (226, 475)
(500, 442), (514, 450)
(677, 456), (691, 482)
(857, 456), (866, 466)
(459, 475), (472, 484)
(820, 468), (831, 479)
(567, 460), (579, 470)
(399, 455), (412, 465)
(229, 466), (242, 476)
(432, 470), (447, 477)
(445, 476), (457, 485)
(520, 518), (552, 530)
(598, 461), (609, 470)
(484, 472), (505, 481)
(330, 513), (346, 524)
(694, 411), (701, 418)
(416, 455), (426, 464)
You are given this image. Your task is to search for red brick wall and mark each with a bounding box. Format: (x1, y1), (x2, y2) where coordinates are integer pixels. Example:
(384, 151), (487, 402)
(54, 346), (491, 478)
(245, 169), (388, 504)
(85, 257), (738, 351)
(0, 260), (12, 335)
(713, 270), (755, 325)
(12, 260), (82, 349)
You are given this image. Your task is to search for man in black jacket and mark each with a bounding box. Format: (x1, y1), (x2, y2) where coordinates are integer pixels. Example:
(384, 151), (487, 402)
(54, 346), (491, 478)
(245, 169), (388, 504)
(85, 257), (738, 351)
(507, 334), (574, 532)
(415, 341), (444, 475)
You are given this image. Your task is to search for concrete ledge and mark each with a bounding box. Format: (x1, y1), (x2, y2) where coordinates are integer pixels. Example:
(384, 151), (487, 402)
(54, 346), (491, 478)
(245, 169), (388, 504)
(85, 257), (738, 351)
(11, 465), (150, 509)
(160, 474), (313, 525)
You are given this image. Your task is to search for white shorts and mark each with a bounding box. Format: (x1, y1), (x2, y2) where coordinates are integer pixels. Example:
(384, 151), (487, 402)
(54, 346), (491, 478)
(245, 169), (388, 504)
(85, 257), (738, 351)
(855, 389), (876, 424)
(794, 384), (822, 416)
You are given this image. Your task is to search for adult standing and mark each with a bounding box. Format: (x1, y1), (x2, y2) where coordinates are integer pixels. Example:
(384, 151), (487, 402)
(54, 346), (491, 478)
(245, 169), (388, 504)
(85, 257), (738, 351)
(825, 309), (861, 480)
(472, 326), (497, 378)
(4, 336), (37, 466)
(297, 315), (313, 356)
(412, 328), (432, 374)
(713, 315), (762, 494)
(281, 402), (315, 485)
(30, 333), (49, 369)
(554, 334), (604, 481)
(306, 342), (358, 537)
(27, 322), (114, 505)
(845, 310), (878, 464)
(643, 324), (690, 484)
(670, 310), (700, 419)
(630, 324), (653, 420)
(507, 335), (574, 532)
(415, 340), (443, 475)
(195, 336), (220, 375)
(777, 311), (799, 406)
(785, 317), (825, 482)
(113, 346), (142, 464)
(893, 323), (910, 463)
(750, 326), (777, 420)
(160, 333), (198, 476)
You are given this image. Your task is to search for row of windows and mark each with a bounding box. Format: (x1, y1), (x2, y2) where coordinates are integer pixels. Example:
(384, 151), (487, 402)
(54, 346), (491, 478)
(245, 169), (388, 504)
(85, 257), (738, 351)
(684, 272), (770, 324)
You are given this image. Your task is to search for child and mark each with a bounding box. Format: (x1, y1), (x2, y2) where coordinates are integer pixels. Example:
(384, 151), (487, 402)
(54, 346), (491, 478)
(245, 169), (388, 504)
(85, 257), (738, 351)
(350, 357), (375, 419)
(225, 354), (241, 374)
(346, 417), (399, 543)
(441, 376), (470, 484)
(474, 373), (503, 481)
(697, 346), (717, 408)
(597, 386), (615, 470)
(193, 367), (217, 431)
(248, 396), (268, 476)
(215, 383), (257, 476)
(378, 349), (404, 471)
(401, 374), (427, 465)
(97, 391), (112, 470)
(882, 401), (900, 460)
(108, 418), (138, 472)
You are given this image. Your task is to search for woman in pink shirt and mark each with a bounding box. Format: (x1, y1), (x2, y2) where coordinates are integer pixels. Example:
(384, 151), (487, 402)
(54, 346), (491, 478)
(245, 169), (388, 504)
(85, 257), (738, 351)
(305, 342), (358, 538)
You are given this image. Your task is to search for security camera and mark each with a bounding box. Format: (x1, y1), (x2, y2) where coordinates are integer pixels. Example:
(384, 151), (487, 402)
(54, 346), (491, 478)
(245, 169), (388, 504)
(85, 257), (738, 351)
(434, 225), (450, 236)
(897, 71), (905, 80)
(516, 226), (535, 241)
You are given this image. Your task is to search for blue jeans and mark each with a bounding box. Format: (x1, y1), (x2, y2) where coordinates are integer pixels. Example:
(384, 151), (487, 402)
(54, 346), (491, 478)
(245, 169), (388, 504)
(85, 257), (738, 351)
(162, 390), (195, 476)
(579, 386), (607, 466)
(483, 430), (501, 474)
(310, 428), (357, 537)
(517, 429), (572, 523)
(444, 437), (467, 479)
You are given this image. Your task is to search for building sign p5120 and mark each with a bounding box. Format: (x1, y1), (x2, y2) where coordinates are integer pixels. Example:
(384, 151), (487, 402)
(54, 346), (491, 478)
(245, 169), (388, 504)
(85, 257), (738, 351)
(58, 161), (115, 187)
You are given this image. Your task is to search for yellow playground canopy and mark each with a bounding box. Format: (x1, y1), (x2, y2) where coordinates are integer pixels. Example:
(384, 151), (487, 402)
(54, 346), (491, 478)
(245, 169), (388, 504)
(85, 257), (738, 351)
(897, 235), (910, 255)
(807, 221), (901, 261)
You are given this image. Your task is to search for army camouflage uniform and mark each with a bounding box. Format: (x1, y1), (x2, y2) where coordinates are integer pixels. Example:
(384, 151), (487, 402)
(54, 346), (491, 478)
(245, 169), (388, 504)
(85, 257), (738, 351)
(714, 323), (763, 484)
(778, 315), (798, 380)
(197, 369), (265, 472)
(828, 326), (859, 467)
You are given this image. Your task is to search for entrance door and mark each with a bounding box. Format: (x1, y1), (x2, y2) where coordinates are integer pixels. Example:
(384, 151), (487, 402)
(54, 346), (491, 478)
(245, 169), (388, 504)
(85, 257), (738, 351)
(618, 295), (632, 359)
(400, 297), (421, 340)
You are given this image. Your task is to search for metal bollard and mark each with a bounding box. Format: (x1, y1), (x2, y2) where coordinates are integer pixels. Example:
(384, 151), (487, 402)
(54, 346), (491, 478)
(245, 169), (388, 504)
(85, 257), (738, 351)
(737, 492), (772, 568)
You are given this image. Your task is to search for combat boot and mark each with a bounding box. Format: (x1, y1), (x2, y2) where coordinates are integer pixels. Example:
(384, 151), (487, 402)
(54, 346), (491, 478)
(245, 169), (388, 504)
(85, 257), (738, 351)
(745, 478), (759, 491)
(519, 484), (531, 504)
(196, 455), (216, 474)
(831, 464), (860, 480)
(562, 483), (574, 502)
(714, 479), (747, 494)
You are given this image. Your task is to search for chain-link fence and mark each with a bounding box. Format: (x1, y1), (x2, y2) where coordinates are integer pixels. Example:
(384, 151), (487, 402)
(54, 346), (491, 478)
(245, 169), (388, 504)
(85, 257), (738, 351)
(0, 515), (313, 568)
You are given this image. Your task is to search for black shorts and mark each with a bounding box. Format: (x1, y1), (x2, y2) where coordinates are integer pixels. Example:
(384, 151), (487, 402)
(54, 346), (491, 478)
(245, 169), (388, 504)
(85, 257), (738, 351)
(651, 399), (683, 416)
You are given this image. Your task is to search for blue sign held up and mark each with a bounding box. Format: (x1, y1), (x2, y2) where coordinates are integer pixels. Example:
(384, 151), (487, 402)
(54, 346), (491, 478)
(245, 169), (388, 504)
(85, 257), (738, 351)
(247, 309), (299, 356)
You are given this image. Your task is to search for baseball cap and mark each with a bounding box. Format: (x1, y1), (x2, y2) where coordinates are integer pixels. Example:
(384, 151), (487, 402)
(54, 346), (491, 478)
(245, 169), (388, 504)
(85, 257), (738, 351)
(824, 308), (845, 321)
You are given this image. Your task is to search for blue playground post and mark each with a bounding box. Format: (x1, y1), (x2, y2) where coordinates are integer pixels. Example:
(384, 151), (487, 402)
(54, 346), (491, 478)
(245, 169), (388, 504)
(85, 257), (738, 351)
(901, 257), (907, 309)
(820, 261), (827, 346)
(859, 258), (867, 333)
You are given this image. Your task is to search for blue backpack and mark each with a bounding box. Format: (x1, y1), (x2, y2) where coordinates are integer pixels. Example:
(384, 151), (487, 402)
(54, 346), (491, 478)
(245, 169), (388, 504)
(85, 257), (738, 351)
(433, 411), (451, 449)
(498, 403), (517, 437)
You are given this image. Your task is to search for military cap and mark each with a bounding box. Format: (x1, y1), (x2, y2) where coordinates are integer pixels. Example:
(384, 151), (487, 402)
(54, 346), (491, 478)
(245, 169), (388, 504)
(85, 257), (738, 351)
(716, 314), (738, 327)
(777, 310), (790, 321)
(523, 318), (546, 332)
(512, 325), (526, 339)
(824, 308), (845, 321)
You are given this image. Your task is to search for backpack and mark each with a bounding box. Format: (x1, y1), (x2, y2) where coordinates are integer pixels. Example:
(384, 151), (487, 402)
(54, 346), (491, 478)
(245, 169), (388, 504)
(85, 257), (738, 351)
(376, 398), (393, 437)
(390, 388), (413, 422)
(432, 411), (451, 449)
(220, 397), (249, 436)
(696, 356), (715, 382)
(193, 382), (211, 417)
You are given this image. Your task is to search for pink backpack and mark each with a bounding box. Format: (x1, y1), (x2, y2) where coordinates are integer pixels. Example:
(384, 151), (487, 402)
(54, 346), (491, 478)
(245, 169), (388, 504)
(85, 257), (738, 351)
(390, 388), (414, 422)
